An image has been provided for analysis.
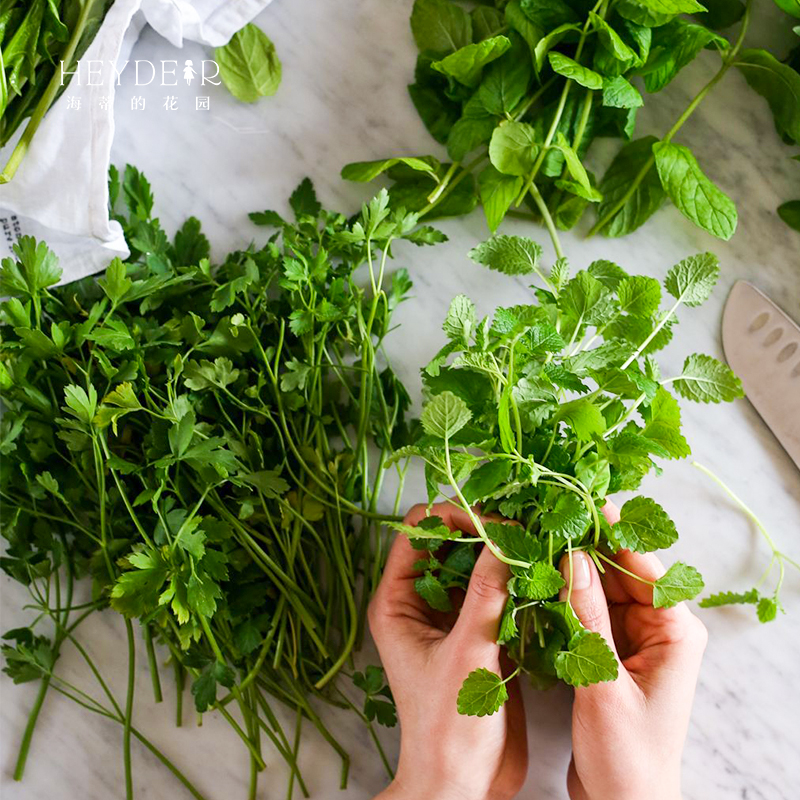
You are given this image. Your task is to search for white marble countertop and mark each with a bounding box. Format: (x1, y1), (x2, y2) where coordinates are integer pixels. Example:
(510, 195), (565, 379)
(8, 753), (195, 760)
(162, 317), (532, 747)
(2, 1), (800, 799)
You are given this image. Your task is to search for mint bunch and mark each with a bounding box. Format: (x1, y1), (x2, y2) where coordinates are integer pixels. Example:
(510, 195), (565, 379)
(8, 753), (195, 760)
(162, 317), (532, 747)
(389, 233), (743, 713)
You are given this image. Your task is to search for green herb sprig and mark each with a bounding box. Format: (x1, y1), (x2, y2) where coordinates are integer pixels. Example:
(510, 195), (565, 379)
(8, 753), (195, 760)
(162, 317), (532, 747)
(388, 233), (748, 714)
(342, 0), (800, 244)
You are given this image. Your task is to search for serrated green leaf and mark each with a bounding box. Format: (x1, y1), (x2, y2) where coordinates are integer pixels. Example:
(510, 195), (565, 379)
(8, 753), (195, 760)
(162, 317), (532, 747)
(596, 137), (666, 237)
(457, 668), (508, 716)
(540, 493), (591, 539)
(699, 588), (758, 608)
(653, 142), (737, 240)
(671, 353), (743, 403)
(554, 630), (619, 687)
(512, 561), (566, 599)
(664, 252), (719, 307)
(415, 571), (452, 611)
(652, 562), (704, 608)
(611, 496), (678, 552)
(468, 235), (543, 276)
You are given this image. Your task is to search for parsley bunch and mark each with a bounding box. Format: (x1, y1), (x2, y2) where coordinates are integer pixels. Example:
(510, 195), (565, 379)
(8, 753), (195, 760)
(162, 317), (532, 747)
(0, 167), (442, 797)
(388, 233), (746, 714)
(342, 0), (800, 244)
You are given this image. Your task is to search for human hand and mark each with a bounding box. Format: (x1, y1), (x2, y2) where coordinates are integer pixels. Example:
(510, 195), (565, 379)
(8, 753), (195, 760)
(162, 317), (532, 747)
(369, 502), (527, 800)
(560, 501), (708, 800)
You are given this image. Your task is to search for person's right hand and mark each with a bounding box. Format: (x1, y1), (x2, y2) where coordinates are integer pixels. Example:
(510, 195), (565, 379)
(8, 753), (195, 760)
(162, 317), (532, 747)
(559, 501), (708, 800)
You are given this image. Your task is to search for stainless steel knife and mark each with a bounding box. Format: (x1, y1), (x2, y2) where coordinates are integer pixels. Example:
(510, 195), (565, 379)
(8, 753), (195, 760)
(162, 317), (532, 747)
(722, 281), (800, 470)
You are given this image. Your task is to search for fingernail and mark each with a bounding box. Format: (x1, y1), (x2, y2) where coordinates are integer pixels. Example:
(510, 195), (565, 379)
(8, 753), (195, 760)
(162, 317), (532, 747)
(570, 552), (592, 591)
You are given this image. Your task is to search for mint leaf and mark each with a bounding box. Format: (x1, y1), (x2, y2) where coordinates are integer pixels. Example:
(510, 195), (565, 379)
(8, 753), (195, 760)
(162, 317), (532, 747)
(457, 668), (508, 716)
(485, 521), (541, 563)
(559, 398), (607, 441)
(341, 157), (439, 183)
(554, 631), (619, 687)
(596, 137), (666, 237)
(548, 52), (602, 90)
(511, 561), (566, 599)
(757, 596), (779, 623)
(469, 235), (543, 275)
(489, 121), (540, 177)
(478, 166), (523, 233)
(611, 496), (678, 552)
(443, 294), (476, 343)
(559, 271), (615, 327)
(415, 571), (452, 611)
(652, 562), (704, 608)
(540, 493), (591, 540)
(411, 0), (472, 55)
(643, 20), (726, 93)
(664, 252), (720, 307)
(216, 23), (281, 103)
(462, 459), (513, 504)
(699, 589), (758, 608)
(671, 353), (743, 403)
(653, 142), (737, 240)
(590, 13), (639, 64)
(736, 49), (800, 145)
(642, 387), (691, 459)
(632, 0), (705, 12)
(421, 391), (472, 439)
(432, 36), (511, 88)
(602, 76), (643, 109)
(617, 275), (661, 317)
(497, 597), (519, 644)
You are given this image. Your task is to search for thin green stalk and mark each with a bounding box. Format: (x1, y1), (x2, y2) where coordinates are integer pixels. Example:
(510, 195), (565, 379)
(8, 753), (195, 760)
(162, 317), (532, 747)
(144, 624), (163, 704)
(123, 619), (136, 800)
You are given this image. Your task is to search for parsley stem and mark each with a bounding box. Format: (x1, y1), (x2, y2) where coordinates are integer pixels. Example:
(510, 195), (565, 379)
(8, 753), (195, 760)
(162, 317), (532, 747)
(123, 619), (136, 800)
(144, 624), (163, 704)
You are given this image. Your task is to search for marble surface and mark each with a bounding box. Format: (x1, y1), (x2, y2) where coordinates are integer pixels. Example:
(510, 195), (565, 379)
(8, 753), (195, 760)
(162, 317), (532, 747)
(3, 1), (800, 799)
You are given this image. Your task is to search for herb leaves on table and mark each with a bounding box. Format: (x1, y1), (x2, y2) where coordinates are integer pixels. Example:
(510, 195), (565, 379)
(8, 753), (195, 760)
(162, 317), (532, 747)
(343, 0), (800, 242)
(0, 166), (443, 797)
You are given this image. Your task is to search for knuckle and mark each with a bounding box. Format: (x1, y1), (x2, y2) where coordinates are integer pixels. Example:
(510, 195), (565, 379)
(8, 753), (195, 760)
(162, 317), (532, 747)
(469, 571), (506, 602)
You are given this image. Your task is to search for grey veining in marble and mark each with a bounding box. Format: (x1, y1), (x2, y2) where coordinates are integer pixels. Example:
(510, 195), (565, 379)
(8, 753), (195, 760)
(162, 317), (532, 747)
(2, 1), (800, 799)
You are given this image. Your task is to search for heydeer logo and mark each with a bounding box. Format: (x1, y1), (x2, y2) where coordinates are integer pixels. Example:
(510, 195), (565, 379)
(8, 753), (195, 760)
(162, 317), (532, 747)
(60, 58), (222, 87)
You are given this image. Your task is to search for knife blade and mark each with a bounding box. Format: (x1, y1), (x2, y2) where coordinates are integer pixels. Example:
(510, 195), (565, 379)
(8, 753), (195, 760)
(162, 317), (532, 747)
(722, 281), (800, 470)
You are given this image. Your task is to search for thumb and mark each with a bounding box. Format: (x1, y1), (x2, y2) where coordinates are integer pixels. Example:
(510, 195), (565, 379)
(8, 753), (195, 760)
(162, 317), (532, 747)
(558, 551), (618, 660)
(451, 544), (510, 652)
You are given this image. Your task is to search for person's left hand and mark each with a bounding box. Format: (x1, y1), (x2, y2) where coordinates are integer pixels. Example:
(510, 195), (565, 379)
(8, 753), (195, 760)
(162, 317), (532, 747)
(369, 502), (528, 800)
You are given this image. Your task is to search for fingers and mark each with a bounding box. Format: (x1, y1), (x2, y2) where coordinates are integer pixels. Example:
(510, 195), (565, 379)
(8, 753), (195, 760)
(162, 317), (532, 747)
(558, 552), (618, 658)
(368, 532), (431, 633)
(451, 543), (511, 651)
(601, 500), (620, 526)
(612, 549), (666, 605)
